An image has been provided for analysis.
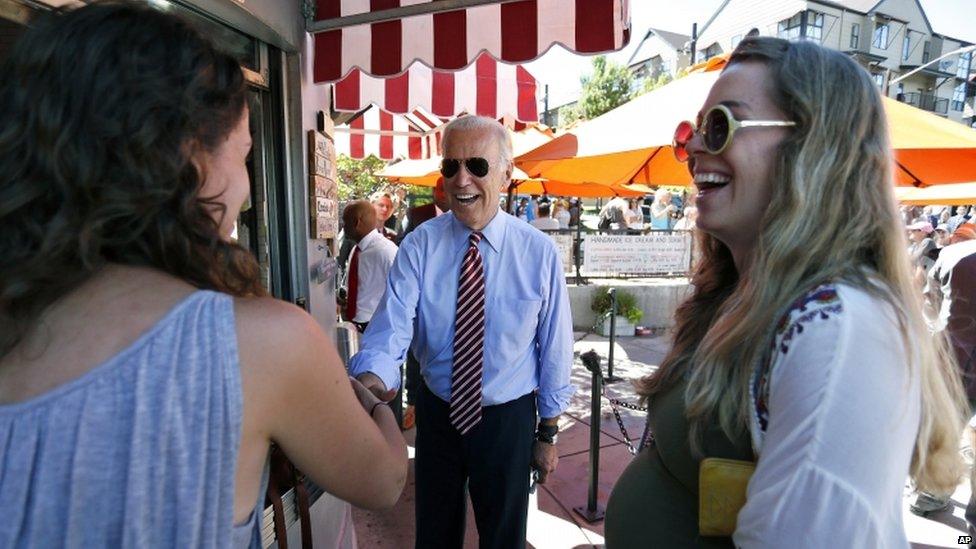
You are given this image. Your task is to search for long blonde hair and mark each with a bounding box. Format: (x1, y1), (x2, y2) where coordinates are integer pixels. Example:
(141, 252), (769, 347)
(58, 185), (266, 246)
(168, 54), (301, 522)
(637, 37), (966, 493)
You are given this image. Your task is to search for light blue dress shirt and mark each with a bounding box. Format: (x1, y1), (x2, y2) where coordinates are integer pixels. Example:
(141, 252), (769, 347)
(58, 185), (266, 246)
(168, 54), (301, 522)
(347, 210), (575, 419)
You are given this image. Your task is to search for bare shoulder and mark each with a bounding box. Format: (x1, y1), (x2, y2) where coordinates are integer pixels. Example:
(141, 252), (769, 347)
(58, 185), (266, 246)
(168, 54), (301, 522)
(233, 297), (329, 364)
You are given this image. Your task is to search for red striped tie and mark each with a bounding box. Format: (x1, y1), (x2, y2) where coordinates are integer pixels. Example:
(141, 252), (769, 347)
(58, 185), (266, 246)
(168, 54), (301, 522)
(450, 231), (485, 435)
(345, 246), (360, 321)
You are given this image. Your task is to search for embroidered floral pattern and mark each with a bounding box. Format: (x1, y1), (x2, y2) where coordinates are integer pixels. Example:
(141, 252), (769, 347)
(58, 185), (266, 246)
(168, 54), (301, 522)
(753, 285), (843, 433)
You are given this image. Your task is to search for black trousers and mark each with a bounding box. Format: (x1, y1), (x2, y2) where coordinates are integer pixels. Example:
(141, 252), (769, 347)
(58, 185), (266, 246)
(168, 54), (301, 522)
(404, 351), (421, 406)
(415, 384), (536, 549)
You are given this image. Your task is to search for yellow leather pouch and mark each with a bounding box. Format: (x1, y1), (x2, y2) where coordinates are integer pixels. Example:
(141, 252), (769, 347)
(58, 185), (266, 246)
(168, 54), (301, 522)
(698, 457), (755, 537)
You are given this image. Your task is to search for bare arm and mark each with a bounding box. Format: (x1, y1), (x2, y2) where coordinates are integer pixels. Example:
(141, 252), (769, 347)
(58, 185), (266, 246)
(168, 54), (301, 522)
(236, 298), (407, 510)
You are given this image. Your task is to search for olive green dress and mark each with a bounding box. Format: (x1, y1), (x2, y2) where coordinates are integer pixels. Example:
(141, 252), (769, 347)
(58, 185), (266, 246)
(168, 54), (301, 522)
(604, 378), (754, 548)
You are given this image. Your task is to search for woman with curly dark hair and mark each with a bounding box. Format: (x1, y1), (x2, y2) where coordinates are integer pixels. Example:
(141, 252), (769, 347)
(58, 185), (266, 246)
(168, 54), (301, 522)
(0, 2), (406, 545)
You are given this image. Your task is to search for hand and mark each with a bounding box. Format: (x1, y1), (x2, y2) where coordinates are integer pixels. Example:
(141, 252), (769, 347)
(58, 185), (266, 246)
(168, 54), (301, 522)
(531, 440), (559, 484)
(349, 376), (382, 412)
(357, 372), (398, 402)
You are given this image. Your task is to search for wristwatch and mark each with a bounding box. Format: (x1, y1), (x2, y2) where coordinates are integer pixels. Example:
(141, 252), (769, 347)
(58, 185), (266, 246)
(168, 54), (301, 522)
(535, 423), (559, 445)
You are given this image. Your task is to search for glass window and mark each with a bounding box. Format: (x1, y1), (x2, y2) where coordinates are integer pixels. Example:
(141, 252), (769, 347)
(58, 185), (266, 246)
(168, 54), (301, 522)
(150, 0), (258, 69)
(850, 23), (860, 49)
(805, 11), (824, 42)
(953, 82), (967, 111)
(873, 23), (889, 49)
(958, 51), (973, 79)
(703, 43), (721, 61)
(777, 13), (802, 41)
(872, 72), (885, 88)
(902, 35), (911, 60)
(922, 40), (931, 63)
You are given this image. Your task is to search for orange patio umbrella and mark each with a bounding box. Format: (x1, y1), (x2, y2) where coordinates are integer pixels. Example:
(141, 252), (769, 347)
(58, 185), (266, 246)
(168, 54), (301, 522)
(378, 157), (641, 198)
(379, 124), (641, 198)
(898, 182), (976, 206)
(517, 57), (976, 188)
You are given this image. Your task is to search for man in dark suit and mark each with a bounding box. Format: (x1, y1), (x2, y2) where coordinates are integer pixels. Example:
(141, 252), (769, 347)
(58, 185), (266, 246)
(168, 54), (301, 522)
(402, 177), (450, 238)
(398, 177), (450, 429)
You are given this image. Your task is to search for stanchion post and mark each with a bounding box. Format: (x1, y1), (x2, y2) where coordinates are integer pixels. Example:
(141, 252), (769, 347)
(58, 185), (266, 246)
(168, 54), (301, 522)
(606, 287), (620, 383)
(574, 351), (606, 522)
(574, 220), (584, 286)
(506, 181), (517, 214)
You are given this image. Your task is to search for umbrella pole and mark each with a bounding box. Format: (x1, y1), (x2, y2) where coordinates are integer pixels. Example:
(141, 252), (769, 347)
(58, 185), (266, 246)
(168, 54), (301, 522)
(506, 181), (517, 214)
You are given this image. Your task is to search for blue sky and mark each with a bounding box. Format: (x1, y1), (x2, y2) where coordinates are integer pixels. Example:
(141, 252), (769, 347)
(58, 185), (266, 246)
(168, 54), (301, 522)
(525, 0), (976, 110)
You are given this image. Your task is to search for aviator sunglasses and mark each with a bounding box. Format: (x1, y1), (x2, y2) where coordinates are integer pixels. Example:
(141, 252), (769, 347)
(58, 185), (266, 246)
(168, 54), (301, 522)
(672, 104), (796, 162)
(440, 157), (490, 178)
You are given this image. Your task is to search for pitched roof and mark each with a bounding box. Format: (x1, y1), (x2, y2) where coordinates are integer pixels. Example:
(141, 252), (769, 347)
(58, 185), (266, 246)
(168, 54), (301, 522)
(627, 27), (691, 65)
(823, 0), (882, 13)
(651, 28), (691, 50)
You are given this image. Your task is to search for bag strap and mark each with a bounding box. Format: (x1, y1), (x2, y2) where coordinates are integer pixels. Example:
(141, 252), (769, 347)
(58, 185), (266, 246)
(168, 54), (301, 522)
(265, 454), (289, 549)
(294, 470), (313, 548)
(266, 444), (314, 549)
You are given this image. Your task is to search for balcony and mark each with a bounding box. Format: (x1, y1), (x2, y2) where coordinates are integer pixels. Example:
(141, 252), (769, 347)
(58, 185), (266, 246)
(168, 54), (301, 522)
(899, 92), (949, 115)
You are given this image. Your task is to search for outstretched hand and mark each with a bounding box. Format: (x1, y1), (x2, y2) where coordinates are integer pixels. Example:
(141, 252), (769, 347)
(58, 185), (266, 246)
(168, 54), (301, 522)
(356, 372), (398, 402)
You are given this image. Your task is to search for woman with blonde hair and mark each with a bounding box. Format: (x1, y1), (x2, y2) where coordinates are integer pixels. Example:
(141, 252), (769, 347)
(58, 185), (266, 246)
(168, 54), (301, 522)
(605, 36), (966, 547)
(553, 199), (571, 229)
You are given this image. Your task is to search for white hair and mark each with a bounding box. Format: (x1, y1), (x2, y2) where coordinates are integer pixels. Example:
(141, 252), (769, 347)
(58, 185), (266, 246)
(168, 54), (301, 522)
(441, 116), (513, 166)
(369, 189), (398, 207)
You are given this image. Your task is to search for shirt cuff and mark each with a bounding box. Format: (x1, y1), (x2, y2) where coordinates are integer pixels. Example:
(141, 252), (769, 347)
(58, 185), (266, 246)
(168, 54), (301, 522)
(347, 350), (402, 392)
(536, 383), (576, 419)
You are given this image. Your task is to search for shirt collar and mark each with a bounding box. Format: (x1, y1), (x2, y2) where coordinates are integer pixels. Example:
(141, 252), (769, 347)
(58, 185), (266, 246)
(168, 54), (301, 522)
(450, 209), (507, 255)
(357, 228), (382, 251)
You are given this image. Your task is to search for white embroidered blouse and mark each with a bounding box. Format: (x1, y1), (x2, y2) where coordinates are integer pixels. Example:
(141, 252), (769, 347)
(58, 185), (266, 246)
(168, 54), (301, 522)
(735, 283), (920, 548)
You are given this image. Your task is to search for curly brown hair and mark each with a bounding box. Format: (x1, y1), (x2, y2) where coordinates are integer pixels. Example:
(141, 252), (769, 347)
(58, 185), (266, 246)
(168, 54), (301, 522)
(0, 1), (264, 359)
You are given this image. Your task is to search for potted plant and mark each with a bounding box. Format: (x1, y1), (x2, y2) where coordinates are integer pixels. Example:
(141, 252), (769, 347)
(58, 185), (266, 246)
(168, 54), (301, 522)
(591, 289), (643, 336)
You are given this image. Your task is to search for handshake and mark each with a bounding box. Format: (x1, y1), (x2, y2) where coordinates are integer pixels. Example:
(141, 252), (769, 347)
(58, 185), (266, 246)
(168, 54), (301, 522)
(349, 372), (397, 415)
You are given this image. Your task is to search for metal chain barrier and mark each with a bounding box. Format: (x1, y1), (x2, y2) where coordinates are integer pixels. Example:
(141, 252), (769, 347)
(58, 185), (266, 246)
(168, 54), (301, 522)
(581, 350), (648, 456)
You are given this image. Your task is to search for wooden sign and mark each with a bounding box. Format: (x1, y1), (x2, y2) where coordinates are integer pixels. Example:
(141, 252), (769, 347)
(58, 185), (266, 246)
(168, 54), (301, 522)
(308, 130), (338, 239)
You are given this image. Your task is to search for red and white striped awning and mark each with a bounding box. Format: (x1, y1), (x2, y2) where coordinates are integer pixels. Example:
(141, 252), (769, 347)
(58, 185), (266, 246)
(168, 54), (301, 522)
(334, 106), (446, 160)
(334, 52), (539, 122)
(312, 0), (631, 84)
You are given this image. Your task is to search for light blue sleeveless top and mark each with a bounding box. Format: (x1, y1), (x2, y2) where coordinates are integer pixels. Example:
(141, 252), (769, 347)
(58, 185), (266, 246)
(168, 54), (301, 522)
(0, 290), (268, 548)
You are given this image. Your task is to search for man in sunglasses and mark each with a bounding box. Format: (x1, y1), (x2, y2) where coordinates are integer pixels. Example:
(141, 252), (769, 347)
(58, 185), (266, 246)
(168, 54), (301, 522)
(348, 116), (574, 548)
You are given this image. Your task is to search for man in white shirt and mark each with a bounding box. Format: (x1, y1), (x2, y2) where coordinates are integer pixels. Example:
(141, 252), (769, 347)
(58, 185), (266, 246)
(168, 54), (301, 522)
(530, 203), (560, 231)
(341, 201), (398, 333)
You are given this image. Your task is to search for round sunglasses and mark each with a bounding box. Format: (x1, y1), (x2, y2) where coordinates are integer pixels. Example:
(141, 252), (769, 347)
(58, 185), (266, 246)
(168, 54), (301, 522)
(440, 157), (490, 178)
(672, 104), (796, 162)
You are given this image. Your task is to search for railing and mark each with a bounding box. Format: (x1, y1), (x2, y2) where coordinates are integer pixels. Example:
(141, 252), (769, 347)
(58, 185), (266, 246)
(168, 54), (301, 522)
(900, 92), (949, 115)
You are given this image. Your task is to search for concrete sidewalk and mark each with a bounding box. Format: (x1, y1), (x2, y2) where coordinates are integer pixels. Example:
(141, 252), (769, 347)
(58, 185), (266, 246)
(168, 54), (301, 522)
(353, 333), (971, 548)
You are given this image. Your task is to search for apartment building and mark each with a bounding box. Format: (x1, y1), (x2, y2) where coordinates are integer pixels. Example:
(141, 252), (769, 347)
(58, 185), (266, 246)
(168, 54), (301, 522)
(627, 27), (693, 81)
(694, 0), (976, 126)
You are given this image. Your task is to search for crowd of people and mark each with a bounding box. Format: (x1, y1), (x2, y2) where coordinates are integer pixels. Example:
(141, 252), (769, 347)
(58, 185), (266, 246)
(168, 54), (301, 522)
(596, 191), (697, 233)
(3, 4), (976, 549)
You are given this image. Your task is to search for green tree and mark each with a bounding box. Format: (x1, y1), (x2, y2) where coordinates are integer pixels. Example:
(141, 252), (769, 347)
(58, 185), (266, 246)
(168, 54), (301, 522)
(637, 72), (674, 96)
(576, 56), (635, 120)
(336, 154), (387, 200)
(557, 103), (582, 129)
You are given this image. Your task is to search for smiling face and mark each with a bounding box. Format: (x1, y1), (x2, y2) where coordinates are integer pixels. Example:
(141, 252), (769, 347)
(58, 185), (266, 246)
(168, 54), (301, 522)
(686, 62), (792, 265)
(372, 195), (394, 223)
(441, 126), (512, 230)
(197, 107), (252, 239)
